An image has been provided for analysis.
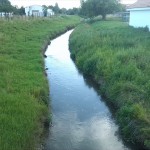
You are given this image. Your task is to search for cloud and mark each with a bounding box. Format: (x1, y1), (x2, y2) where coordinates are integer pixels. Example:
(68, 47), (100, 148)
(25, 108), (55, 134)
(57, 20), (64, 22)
(121, 0), (137, 4)
(10, 0), (80, 9)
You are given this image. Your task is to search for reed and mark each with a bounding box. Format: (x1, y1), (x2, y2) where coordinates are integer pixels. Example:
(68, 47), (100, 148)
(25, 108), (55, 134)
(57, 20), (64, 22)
(69, 20), (150, 149)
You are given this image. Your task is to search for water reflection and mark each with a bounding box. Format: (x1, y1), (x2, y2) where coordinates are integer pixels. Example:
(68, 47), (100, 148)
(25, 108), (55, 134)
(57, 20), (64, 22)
(45, 30), (129, 150)
(46, 112), (128, 150)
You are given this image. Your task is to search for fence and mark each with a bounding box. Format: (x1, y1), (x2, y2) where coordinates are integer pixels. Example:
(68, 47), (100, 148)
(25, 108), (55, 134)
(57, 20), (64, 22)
(0, 14), (55, 21)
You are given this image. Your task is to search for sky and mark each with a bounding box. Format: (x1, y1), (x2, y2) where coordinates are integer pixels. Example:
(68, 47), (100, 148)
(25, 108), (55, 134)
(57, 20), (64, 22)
(9, 0), (81, 9)
(9, 0), (137, 9)
(121, 0), (137, 4)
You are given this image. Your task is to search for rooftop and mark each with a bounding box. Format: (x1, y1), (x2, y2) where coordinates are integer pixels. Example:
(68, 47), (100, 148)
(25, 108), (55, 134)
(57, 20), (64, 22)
(127, 0), (150, 8)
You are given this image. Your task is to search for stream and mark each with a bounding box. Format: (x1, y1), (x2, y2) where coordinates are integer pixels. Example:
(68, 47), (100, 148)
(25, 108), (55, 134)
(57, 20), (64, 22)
(44, 30), (131, 150)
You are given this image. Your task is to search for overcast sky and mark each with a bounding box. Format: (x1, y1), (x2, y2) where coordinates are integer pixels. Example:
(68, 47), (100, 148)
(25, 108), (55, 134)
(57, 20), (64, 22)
(9, 0), (80, 9)
(9, 0), (137, 9)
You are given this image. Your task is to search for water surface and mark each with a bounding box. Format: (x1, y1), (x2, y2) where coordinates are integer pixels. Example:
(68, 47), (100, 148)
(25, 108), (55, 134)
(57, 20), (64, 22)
(45, 30), (130, 150)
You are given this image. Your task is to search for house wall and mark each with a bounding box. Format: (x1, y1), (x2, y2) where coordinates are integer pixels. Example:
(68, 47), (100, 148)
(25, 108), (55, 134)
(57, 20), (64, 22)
(0, 12), (13, 18)
(47, 9), (54, 16)
(129, 8), (150, 30)
(25, 5), (44, 17)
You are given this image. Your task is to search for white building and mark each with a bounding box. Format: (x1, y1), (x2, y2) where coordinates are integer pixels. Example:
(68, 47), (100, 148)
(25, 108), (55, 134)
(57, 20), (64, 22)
(47, 9), (54, 16)
(25, 5), (44, 17)
(0, 12), (13, 18)
(127, 0), (150, 30)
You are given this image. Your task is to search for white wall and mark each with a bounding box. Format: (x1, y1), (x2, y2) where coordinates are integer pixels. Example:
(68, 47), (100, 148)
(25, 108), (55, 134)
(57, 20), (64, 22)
(25, 7), (29, 16)
(0, 12), (13, 17)
(25, 5), (43, 17)
(129, 8), (150, 30)
(47, 9), (54, 16)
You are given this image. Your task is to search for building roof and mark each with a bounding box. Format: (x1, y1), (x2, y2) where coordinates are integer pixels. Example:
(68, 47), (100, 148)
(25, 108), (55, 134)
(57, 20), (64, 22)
(127, 0), (150, 9)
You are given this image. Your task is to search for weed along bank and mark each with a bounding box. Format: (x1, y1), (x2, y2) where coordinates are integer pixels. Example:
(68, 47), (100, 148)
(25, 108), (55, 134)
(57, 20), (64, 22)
(69, 21), (150, 150)
(0, 16), (80, 150)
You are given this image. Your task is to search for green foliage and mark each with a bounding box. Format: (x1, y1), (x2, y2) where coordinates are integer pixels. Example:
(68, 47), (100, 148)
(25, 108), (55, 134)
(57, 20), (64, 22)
(0, 0), (13, 12)
(69, 20), (150, 149)
(53, 3), (60, 14)
(0, 0), (10, 4)
(42, 5), (48, 17)
(13, 6), (25, 15)
(0, 0), (25, 15)
(41, 4), (80, 16)
(0, 16), (80, 150)
(66, 8), (80, 15)
(80, 0), (123, 19)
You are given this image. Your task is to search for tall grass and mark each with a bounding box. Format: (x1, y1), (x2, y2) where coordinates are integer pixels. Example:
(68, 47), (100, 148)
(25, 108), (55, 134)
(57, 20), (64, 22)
(69, 20), (150, 149)
(0, 15), (80, 150)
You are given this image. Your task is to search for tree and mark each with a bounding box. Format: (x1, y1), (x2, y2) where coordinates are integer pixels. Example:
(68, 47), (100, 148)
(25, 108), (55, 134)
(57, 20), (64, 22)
(60, 8), (67, 14)
(0, 0), (25, 16)
(42, 5), (48, 17)
(0, 0), (11, 5)
(0, 0), (13, 12)
(53, 3), (60, 14)
(18, 6), (25, 15)
(80, 0), (122, 20)
(66, 8), (80, 15)
(14, 6), (25, 15)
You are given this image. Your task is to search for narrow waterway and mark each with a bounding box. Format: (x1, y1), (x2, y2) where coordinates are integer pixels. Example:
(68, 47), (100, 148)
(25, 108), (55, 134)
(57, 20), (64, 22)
(44, 30), (130, 150)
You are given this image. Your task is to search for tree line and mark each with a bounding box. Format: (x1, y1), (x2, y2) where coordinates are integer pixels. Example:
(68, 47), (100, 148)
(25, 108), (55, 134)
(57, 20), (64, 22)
(0, 0), (25, 15)
(0, 0), (124, 19)
(0, 0), (80, 16)
(43, 0), (124, 18)
(80, 0), (124, 20)
(42, 3), (80, 16)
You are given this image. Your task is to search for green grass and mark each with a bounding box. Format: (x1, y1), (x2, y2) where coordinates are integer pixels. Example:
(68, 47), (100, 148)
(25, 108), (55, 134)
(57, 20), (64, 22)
(0, 15), (80, 150)
(69, 20), (150, 149)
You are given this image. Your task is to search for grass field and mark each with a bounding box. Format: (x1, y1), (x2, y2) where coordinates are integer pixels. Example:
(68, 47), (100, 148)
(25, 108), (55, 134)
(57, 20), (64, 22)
(69, 20), (150, 149)
(0, 15), (80, 150)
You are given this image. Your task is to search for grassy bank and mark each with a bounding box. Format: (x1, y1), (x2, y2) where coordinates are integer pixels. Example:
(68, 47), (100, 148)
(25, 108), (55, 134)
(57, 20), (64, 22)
(0, 15), (80, 150)
(69, 21), (150, 149)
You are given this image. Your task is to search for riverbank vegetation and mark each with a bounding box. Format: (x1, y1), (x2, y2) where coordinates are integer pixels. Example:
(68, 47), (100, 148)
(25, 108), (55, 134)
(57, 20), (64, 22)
(0, 15), (80, 150)
(69, 20), (150, 149)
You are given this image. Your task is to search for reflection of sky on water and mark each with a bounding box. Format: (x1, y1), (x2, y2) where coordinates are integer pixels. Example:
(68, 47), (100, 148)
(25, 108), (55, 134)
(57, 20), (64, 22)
(45, 30), (129, 150)
(45, 31), (71, 63)
(47, 112), (128, 150)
